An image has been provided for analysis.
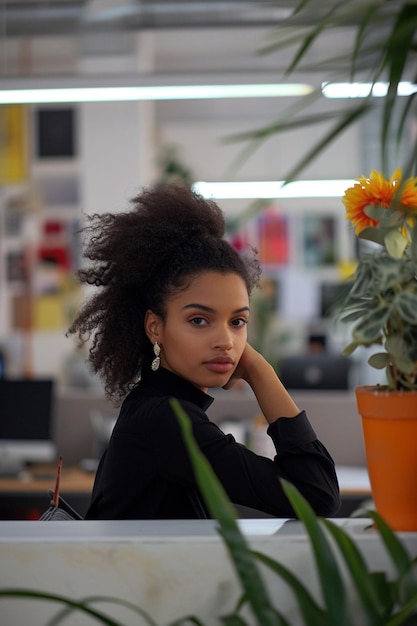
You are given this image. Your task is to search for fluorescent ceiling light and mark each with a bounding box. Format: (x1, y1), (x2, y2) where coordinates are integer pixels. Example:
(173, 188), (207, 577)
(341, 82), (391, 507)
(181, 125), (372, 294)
(193, 180), (355, 199)
(322, 81), (417, 98)
(0, 76), (313, 104)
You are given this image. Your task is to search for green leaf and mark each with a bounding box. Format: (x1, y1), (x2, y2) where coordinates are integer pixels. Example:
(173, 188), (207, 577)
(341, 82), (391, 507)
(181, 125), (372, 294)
(385, 230), (408, 259)
(280, 480), (351, 626)
(353, 307), (391, 344)
(46, 595), (160, 626)
(281, 101), (371, 184)
(349, 260), (376, 296)
(368, 352), (390, 369)
(364, 205), (393, 223)
(252, 551), (327, 626)
(358, 226), (386, 247)
(409, 222), (417, 260)
(350, 2), (381, 80)
(292, 0), (314, 18)
(393, 355), (416, 377)
(285, 0), (347, 75)
(171, 399), (280, 626)
(0, 590), (140, 626)
(231, 0), (417, 184)
(376, 257), (405, 288)
(380, 4), (417, 167)
(342, 340), (360, 356)
(396, 292), (417, 325)
(223, 89), (330, 145)
(367, 510), (417, 603)
(386, 593), (417, 626)
(386, 336), (408, 360)
(397, 93), (417, 151)
(322, 519), (393, 622)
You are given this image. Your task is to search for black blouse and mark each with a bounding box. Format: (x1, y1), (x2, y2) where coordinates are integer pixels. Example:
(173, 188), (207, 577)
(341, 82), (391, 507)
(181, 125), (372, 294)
(86, 367), (340, 519)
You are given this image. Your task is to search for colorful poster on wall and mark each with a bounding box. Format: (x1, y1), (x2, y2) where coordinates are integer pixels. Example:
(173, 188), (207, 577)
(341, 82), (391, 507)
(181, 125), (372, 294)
(0, 105), (29, 183)
(31, 218), (81, 331)
(257, 211), (289, 265)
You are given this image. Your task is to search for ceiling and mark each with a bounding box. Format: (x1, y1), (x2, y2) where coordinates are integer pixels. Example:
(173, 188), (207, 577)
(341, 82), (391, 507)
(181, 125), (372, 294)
(1, 1), (327, 37)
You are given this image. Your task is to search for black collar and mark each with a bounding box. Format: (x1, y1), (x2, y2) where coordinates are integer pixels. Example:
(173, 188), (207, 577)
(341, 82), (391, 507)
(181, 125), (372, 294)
(138, 367), (214, 412)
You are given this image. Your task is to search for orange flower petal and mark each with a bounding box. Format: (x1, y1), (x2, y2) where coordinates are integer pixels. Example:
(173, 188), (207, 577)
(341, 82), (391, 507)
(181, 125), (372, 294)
(342, 170), (397, 234)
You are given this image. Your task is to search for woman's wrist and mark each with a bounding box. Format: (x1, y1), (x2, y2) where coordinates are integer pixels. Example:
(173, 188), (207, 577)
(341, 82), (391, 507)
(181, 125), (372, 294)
(245, 356), (300, 423)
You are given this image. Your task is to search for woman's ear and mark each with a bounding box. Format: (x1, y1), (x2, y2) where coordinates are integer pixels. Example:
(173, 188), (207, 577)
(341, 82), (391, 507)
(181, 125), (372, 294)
(144, 309), (162, 343)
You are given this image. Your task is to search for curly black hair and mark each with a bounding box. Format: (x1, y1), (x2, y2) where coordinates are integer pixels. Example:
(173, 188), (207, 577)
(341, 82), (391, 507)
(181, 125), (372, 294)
(67, 183), (261, 401)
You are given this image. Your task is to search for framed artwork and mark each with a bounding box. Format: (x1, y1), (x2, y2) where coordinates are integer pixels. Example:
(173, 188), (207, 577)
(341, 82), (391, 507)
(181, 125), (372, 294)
(302, 215), (337, 267)
(36, 108), (76, 158)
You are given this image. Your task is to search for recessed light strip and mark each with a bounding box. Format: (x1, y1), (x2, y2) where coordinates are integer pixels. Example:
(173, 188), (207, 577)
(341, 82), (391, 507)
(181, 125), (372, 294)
(322, 81), (417, 98)
(193, 180), (355, 199)
(0, 83), (313, 104)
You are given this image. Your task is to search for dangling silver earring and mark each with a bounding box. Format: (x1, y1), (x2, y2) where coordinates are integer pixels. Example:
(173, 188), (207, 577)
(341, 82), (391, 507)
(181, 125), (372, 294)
(151, 342), (161, 371)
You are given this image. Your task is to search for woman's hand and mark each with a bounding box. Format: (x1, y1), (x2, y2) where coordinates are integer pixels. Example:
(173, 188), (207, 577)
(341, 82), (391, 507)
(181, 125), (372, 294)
(223, 343), (300, 422)
(222, 343), (262, 390)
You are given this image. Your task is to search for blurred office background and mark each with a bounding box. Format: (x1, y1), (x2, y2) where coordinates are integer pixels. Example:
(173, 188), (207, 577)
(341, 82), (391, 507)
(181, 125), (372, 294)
(0, 0), (387, 386)
(2, 1), (398, 514)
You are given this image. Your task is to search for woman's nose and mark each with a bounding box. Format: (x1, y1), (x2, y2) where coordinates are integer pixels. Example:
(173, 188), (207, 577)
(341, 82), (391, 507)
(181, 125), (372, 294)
(212, 326), (233, 350)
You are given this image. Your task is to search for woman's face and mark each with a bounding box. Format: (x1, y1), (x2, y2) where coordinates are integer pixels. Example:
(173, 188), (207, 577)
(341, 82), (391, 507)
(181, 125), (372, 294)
(146, 271), (250, 391)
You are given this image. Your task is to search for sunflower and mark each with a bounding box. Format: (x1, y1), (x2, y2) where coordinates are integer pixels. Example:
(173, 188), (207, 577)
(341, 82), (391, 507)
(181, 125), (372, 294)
(398, 175), (417, 219)
(342, 169), (401, 235)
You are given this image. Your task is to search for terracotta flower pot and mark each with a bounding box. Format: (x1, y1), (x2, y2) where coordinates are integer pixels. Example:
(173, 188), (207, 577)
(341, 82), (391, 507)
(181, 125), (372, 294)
(355, 386), (417, 532)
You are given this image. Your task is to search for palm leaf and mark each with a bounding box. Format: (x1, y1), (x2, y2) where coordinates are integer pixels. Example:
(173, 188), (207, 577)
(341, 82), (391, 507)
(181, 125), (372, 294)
(368, 510), (417, 603)
(0, 590), (143, 626)
(282, 101), (371, 183)
(322, 519), (394, 622)
(285, 0), (347, 76)
(351, 3), (381, 80)
(279, 480), (351, 626)
(46, 594), (160, 626)
(252, 551), (328, 626)
(171, 398), (280, 626)
(385, 593), (417, 626)
(380, 4), (417, 169)
(237, 0), (417, 180)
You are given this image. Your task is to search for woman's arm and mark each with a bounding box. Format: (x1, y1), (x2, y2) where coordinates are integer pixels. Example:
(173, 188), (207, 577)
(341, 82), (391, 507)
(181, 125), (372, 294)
(224, 343), (300, 423)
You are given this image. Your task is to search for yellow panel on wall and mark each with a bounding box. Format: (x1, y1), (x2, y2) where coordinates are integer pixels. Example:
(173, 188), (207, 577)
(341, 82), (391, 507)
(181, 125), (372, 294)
(34, 294), (65, 330)
(0, 105), (29, 184)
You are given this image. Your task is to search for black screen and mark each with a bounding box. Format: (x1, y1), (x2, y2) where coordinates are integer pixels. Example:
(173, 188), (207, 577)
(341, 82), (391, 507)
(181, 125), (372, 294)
(0, 379), (54, 440)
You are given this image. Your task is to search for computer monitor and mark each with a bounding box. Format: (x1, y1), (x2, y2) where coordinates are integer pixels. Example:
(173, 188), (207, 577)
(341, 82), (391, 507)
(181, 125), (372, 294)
(0, 352), (5, 379)
(279, 354), (354, 391)
(0, 378), (57, 476)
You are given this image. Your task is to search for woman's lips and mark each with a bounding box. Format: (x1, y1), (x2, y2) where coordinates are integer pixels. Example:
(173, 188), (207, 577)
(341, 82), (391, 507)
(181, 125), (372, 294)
(204, 359), (234, 374)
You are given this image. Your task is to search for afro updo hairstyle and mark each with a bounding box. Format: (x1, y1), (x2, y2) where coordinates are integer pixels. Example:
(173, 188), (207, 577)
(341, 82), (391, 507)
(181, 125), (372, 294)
(67, 183), (261, 402)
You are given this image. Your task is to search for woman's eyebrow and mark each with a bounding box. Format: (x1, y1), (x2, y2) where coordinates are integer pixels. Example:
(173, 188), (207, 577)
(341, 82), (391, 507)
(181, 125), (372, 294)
(182, 303), (250, 313)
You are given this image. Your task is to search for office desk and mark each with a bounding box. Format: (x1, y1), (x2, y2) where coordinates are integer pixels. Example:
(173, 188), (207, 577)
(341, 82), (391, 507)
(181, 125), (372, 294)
(0, 464), (94, 519)
(0, 462), (371, 520)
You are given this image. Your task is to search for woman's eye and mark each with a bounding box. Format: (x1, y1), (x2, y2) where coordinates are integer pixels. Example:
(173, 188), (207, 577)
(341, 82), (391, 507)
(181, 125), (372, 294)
(231, 318), (248, 328)
(190, 317), (207, 326)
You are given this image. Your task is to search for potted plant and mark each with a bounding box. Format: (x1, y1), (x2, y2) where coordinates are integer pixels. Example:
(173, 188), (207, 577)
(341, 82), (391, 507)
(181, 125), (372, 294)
(337, 168), (417, 531)
(228, 1), (417, 533)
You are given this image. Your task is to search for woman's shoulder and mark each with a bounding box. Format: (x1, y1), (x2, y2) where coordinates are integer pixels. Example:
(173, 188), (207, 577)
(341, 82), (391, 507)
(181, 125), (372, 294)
(118, 385), (209, 432)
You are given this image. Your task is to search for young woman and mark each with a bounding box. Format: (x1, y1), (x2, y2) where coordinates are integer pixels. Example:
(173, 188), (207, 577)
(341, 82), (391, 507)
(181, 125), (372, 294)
(68, 184), (340, 520)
